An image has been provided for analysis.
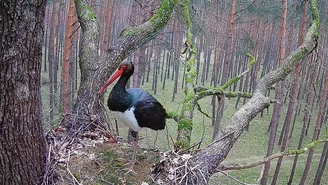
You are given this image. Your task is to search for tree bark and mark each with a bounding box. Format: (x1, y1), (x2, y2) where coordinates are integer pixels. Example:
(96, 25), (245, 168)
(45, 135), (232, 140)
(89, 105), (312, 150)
(48, 0), (58, 127)
(43, 5), (51, 72)
(0, 1), (46, 184)
(61, 0), (75, 114)
(211, 1), (221, 126)
(103, 0), (114, 52)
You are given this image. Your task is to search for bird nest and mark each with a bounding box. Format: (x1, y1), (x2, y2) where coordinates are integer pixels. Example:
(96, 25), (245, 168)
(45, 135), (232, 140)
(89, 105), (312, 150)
(151, 150), (209, 185)
(41, 114), (206, 185)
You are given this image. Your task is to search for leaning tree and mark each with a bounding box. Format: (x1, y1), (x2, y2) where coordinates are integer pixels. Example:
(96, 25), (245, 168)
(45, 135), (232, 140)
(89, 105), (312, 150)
(67, 0), (177, 131)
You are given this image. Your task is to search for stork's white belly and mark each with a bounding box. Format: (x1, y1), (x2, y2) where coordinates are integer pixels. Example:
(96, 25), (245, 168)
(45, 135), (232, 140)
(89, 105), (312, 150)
(114, 106), (141, 132)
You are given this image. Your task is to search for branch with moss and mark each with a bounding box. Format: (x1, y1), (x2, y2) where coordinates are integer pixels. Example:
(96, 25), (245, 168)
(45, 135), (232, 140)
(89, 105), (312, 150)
(194, 53), (255, 101)
(166, 111), (180, 122)
(217, 138), (328, 171)
(95, 0), (178, 104)
(222, 52), (255, 90)
(176, 7), (255, 148)
(175, 0), (198, 149)
(75, 0), (177, 90)
(195, 88), (253, 100)
(110, 0), (177, 59)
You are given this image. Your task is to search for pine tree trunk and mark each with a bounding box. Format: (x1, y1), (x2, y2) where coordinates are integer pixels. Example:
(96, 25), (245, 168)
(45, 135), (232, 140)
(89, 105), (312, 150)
(313, 140), (328, 185)
(54, 0), (65, 93)
(153, 35), (163, 95)
(48, 0), (58, 127)
(262, 1), (288, 184)
(195, 35), (203, 85)
(0, 1), (46, 184)
(287, 2), (308, 183)
(61, 0), (75, 114)
(43, 5), (51, 72)
(213, 0), (235, 139)
(300, 65), (328, 184)
(172, 20), (183, 101)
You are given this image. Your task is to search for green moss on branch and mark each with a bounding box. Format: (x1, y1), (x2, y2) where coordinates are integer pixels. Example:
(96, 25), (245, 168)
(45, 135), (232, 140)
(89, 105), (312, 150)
(75, 0), (97, 21)
(150, 0), (176, 28)
(176, 0), (197, 149)
(246, 52), (255, 69)
(166, 111), (180, 122)
(221, 52), (255, 90)
(195, 87), (253, 101)
(287, 138), (327, 155)
(117, 0), (175, 38)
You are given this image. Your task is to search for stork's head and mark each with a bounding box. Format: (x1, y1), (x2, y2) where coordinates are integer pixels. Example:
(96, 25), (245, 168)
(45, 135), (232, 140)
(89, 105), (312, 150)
(98, 61), (134, 94)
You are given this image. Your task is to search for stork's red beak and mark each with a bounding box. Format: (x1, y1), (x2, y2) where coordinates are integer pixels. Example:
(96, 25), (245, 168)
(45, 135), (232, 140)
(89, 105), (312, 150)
(97, 69), (124, 94)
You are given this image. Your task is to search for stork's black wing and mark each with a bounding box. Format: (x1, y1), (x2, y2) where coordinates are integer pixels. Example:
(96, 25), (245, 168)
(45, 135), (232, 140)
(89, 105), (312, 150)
(128, 88), (167, 130)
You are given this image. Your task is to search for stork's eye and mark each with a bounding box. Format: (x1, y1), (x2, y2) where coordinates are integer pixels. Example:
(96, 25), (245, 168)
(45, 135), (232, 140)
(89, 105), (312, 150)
(120, 65), (127, 71)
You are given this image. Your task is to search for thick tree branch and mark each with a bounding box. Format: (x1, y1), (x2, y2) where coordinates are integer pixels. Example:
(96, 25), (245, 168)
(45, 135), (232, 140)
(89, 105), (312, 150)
(75, 0), (176, 89)
(97, 0), (177, 84)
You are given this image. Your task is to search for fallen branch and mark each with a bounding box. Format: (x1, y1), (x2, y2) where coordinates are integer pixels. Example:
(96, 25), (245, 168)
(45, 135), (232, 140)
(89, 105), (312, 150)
(66, 150), (81, 185)
(217, 138), (328, 171)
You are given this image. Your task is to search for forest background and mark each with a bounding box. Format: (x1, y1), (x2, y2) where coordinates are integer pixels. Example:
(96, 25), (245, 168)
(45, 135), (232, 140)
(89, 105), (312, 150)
(42, 0), (327, 184)
(1, 0), (327, 184)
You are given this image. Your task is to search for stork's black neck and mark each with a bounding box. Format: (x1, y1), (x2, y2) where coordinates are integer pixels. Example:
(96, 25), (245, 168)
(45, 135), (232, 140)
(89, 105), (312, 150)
(108, 68), (134, 112)
(115, 62), (134, 89)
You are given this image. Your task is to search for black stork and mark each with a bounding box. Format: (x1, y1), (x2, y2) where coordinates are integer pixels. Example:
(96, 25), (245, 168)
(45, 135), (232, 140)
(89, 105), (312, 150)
(98, 61), (167, 172)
